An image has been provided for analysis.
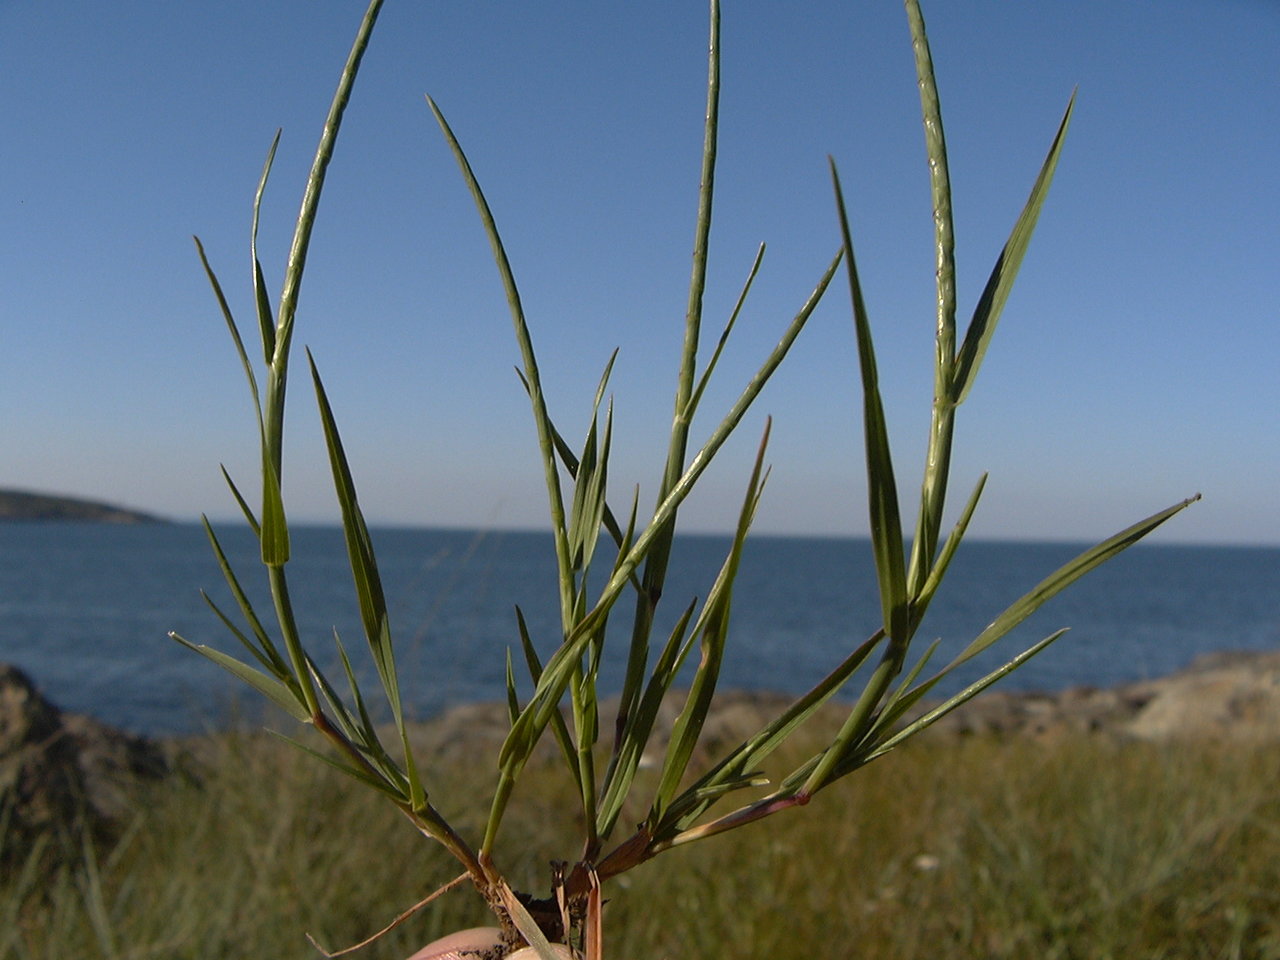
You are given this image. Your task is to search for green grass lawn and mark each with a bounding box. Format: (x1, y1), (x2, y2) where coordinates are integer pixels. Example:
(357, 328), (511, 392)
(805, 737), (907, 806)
(6, 727), (1279, 960)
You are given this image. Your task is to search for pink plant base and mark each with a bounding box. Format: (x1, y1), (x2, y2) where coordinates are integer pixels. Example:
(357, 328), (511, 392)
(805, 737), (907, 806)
(404, 927), (504, 960)
(403, 927), (577, 960)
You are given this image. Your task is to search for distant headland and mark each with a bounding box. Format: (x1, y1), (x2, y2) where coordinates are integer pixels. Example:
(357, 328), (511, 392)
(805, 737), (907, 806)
(0, 489), (166, 524)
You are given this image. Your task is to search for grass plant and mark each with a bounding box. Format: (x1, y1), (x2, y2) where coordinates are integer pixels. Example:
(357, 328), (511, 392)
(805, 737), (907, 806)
(163, 0), (1197, 956)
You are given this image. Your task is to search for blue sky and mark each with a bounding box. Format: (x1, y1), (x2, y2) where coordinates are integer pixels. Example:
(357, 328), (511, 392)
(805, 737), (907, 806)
(2, 1), (1276, 545)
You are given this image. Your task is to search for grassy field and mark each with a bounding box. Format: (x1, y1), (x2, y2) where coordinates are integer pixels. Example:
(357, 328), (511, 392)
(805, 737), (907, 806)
(5, 726), (1279, 960)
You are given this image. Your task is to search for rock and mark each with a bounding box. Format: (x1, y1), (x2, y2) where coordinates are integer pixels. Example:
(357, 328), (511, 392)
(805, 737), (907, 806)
(910, 650), (1280, 743)
(0, 663), (86, 849)
(1123, 651), (1280, 741)
(60, 711), (170, 822)
(0, 663), (168, 861)
(408, 652), (1280, 768)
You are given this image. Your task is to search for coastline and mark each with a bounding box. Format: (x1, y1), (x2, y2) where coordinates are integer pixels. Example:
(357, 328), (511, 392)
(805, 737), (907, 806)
(0, 488), (165, 524)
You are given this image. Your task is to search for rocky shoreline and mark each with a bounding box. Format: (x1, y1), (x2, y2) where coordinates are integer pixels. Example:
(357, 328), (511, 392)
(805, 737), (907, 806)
(4, 650), (1279, 858)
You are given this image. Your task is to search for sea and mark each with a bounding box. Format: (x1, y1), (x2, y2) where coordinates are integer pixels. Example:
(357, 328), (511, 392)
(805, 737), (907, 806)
(0, 522), (1276, 737)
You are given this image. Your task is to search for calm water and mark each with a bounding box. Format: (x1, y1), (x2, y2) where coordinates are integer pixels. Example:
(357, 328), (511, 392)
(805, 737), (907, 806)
(0, 522), (1276, 736)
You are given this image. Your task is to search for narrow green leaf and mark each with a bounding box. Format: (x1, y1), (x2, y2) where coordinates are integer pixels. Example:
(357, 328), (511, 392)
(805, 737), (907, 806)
(199, 591), (277, 676)
(306, 652), (364, 750)
(200, 516), (283, 670)
(951, 94), (1075, 406)
(515, 607), (580, 786)
(193, 236), (264, 424)
(259, 450), (290, 565)
(514, 367), (642, 588)
(504, 649), (520, 726)
(427, 94), (573, 621)
(831, 161), (907, 641)
(799, 640), (901, 797)
(685, 772), (769, 803)
(659, 627), (885, 836)
(308, 350), (424, 809)
(910, 472), (986, 625)
(943, 494), (1200, 673)
(308, 354), (392, 690)
(651, 421), (770, 821)
(901, 0), (959, 611)
(308, 648), (413, 799)
(219, 467), (260, 535)
(330, 633), (381, 752)
(859, 637), (941, 745)
(251, 131), (281, 366)
(904, 0), (956, 369)
(596, 598), (699, 840)
(266, 730), (405, 801)
(582, 401), (613, 572)
(567, 354), (615, 575)
(169, 633), (310, 722)
(274, 0), (386, 368)
(616, 0), (722, 804)
(684, 243), (765, 423)
(863, 629), (1069, 762)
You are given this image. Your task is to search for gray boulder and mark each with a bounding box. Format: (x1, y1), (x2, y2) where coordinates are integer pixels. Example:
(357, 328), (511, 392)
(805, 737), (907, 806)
(0, 663), (167, 861)
(1122, 650), (1280, 741)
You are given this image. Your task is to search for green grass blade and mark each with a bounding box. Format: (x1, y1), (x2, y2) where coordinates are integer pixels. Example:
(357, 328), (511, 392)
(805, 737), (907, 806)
(274, 0), (385, 368)
(684, 243), (765, 421)
(905, 0), (956, 370)
(504, 649), (519, 725)
(330, 631), (381, 751)
(200, 515), (285, 671)
(799, 641), (902, 797)
(858, 637), (941, 745)
(901, 0), (959, 606)
(194, 236), (264, 423)
(943, 494), (1200, 673)
(515, 367), (642, 586)
(198, 591), (278, 675)
(266, 730), (405, 801)
(308, 350), (424, 810)
(306, 650), (364, 748)
(596, 598), (698, 840)
(656, 0), (721, 514)
(951, 94), (1075, 406)
(679, 0), (720, 401)
(515, 607), (581, 790)
(651, 422), (770, 822)
(251, 131), (280, 366)
(169, 632), (310, 722)
(258, 450), (290, 565)
(617, 0), (722, 780)
(567, 354), (616, 575)
(307, 649), (413, 799)
(219, 467), (260, 535)
(910, 472), (986, 627)
(427, 94), (573, 621)
(831, 162), (907, 642)
(659, 627), (886, 836)
(308, 353), (391, 689)
(864, 628), (1069, 761)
